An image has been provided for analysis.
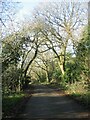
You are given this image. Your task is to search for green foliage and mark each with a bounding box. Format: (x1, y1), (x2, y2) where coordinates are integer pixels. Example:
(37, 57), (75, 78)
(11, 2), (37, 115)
(2, 3), (89, 115)
(38, 71), (46, 83)
(2, 33), (26, 93)
(2, 65), (22, 93)
(2, 92), (25, 116)
(2, 34), (23, 71)
(63, 25), (90, 108)
(65, 60), (81, 84)
(63, 25), (90, 90)
(67, 89), (90, 108)
(65, 82), (90, 108)
(76, 25), (90, 89)
(52, 68), (62, 82)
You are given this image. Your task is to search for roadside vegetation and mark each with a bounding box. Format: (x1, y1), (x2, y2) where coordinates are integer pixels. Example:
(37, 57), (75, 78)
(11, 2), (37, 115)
(2, 92), (25, 117)
(1, 1), (90, 118)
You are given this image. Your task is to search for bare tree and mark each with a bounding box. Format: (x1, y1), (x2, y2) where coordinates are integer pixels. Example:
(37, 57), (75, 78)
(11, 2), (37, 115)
(33, 1), (87, 75)
(34, 51), (54, 83)
(0, 0), (20, 36)
(19, 21), (46, 79)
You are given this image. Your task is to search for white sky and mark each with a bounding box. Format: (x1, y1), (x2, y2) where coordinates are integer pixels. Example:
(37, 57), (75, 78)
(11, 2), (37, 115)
(15, 0), (43, 22)
(15, 0), (89, 22)
(15, 0), (88, 55)
(1, 0), (88, 34)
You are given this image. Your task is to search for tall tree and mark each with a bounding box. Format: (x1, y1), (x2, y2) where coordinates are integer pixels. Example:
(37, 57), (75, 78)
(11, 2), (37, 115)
(76, 25), (90, 89)
(18, 21), (46, 80)
(34, 52), (55, 83)
(0, 0), (20, 36)
(33, 2), (87, 76)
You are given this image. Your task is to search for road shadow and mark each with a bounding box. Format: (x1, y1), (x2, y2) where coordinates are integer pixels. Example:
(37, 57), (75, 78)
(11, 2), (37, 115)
(2, 84), (89, 120)
(17, 85), (89, 119)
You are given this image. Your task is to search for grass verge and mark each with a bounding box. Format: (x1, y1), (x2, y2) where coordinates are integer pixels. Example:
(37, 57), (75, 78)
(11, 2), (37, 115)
(48, 82), (90, 109)
(2, 92), (26, 117)
(65, 83), (90, 109)
(68, 92), (90, 109)
(2, 86), (33, 118)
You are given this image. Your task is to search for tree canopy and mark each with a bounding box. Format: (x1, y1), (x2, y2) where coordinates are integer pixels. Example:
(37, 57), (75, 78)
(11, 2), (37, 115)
(2, 1), (89, 94)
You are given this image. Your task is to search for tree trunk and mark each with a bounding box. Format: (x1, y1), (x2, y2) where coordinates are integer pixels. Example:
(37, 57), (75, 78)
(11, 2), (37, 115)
(58, 63), (65, 75)
(17, 79), (21, 92)
(58, 52), (66, 75)
(24, 47), (38, 78)
(46, 71), (49, 83)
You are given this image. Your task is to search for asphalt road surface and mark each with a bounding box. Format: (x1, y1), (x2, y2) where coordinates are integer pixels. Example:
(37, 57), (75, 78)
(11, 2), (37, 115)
(18, 85), (89, 119)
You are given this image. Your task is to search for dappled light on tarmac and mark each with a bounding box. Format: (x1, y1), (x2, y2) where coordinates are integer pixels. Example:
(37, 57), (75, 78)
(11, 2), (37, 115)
(18, 85), (89, 119)
(33, 89), (64, 97)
